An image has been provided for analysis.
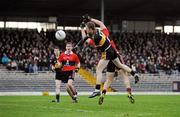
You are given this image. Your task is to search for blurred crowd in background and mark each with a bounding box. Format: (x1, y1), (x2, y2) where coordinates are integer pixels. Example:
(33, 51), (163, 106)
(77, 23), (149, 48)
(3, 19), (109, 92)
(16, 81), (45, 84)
(0, 28), (180, 74)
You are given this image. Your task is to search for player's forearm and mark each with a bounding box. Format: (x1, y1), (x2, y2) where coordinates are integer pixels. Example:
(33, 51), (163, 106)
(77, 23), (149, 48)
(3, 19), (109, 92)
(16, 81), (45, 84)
(75, 63), (80, 72)
(91, 18), (106, 29)
(81, 29), (91, 44)
(81, 29), (86, 39)
(77, 63), (80, 68)
(91, 18), (103, 26)
(75, 33), (90, 48)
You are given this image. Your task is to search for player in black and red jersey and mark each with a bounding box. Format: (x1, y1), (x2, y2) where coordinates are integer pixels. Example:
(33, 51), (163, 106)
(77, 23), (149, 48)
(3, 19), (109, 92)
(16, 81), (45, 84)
(98, 40), (136, 105)
(51, 42), (80, 103)
(51, 47), (62, 103)
(79, 14), (139, 99)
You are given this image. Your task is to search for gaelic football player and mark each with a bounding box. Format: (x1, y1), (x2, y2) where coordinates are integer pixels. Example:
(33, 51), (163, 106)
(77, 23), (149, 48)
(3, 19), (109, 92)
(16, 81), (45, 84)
(79, 14), (139, 99)
(52, 42), (80, 103)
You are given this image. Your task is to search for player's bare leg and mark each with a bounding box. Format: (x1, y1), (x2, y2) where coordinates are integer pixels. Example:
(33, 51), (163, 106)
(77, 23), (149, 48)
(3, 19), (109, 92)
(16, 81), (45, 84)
(119, 70), (135, 103)
(66, 79), (78, 103)
(89, 59), (109, 98)
(52, 80), (61, 103)
(99, 72), (114, 105)
(112, 58), (139, 84)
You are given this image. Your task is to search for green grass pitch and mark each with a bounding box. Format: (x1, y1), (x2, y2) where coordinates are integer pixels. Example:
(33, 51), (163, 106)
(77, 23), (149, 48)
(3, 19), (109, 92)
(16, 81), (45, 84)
(0, 95), (180, 117)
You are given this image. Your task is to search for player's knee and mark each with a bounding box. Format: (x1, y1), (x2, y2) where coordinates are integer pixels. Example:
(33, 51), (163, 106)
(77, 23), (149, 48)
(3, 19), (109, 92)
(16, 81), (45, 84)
(96, 68), (103, 74)
(108, 77), (113, 82)
(66, 83), (72, 89)
(107, 72), (114, 79)
(56, 84), (60, 88)
(65, 84), (69, 89)
(123, 78), (130, 85)
(55, 80), (61, 87)
(67, 81), (73, 86)
(124, 79), (129, 83)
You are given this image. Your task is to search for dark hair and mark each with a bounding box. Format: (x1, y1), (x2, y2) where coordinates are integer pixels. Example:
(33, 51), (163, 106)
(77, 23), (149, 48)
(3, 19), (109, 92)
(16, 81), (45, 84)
(86, 21), (96, 30)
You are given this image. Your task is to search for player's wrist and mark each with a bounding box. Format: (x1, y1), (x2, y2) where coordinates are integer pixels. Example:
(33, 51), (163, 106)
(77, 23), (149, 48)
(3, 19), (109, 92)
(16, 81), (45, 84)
(55, 63), (62, 68)
(80, 21), (86, 29)
(75, 67), (80, 72)
(82, 14), (91, 22)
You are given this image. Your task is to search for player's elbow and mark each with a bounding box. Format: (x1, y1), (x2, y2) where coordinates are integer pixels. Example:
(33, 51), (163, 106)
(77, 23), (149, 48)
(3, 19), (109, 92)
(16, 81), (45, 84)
(100, 24), (106, 30)
(77, 64), (80, 68)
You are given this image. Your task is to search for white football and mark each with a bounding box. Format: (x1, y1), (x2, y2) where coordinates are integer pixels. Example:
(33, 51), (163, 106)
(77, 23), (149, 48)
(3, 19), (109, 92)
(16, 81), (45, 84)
(55, 30), (66, 40)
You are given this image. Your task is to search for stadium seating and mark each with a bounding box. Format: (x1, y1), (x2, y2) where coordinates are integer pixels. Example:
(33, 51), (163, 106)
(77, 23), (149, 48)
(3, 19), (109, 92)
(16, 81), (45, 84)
(0, 28), (180, 93)
(0, 68), (94, 92)
(110, 73), (180, 92)
(0, 66), (180, 92)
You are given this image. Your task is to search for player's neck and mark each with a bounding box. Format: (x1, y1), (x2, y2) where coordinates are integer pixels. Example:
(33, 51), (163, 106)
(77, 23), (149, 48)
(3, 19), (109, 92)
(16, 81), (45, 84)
(65, 50), (72, 55)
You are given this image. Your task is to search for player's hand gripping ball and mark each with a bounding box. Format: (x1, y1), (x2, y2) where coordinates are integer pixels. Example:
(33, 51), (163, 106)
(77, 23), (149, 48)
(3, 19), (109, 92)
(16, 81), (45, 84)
(55, 63), (62, 68)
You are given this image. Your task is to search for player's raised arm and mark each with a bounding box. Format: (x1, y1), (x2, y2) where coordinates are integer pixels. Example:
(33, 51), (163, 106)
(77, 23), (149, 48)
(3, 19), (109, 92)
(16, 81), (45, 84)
(75, 21), (93, 47)
(82, 14), (106, 30)
(91, 18), (106, 30)
(80, 22), (87, 39)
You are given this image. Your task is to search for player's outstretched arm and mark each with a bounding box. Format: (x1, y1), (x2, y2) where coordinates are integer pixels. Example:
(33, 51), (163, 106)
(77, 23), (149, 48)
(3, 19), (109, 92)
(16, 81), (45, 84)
(81, 28), (86, 39)
(77, 62), (80, 69)
(91, 18), (106, 30)
(78, 22), (91, 46)
(82, 14), (106, 30)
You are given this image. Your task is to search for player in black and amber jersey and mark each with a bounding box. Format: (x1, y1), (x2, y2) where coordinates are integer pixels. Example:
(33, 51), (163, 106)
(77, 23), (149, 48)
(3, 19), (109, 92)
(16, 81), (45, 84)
(100, 39), (135, 105)
(79, 15), (139, 100)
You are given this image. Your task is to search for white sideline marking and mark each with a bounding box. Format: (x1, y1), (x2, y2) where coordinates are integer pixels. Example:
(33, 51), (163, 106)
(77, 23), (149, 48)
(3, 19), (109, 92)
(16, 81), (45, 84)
(0, 92), (180, 96)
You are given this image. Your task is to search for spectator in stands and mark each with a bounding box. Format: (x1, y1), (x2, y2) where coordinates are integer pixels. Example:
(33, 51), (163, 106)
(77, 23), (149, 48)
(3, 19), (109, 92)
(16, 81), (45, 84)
(0, 28), (179, 75)
(1, 53), (9, 65)
(33, 59), (38, 73)
(146, 59), (158, 73)
(176, 54), (180, 73)
(11, 60), (18, 70)
(138, 60), (146, 73)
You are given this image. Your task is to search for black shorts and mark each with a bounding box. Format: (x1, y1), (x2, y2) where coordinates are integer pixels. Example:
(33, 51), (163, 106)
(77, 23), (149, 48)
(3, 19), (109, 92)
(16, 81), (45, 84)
(55, 71), (75, 83)
(101, 46), (117, 60)
(107, 61), (116, 72)
(107, 55), (124, 72)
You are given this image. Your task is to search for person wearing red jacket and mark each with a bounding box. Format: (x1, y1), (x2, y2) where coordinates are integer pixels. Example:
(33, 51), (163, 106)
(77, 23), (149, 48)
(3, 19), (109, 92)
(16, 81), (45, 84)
(52, 42), (80, 103)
